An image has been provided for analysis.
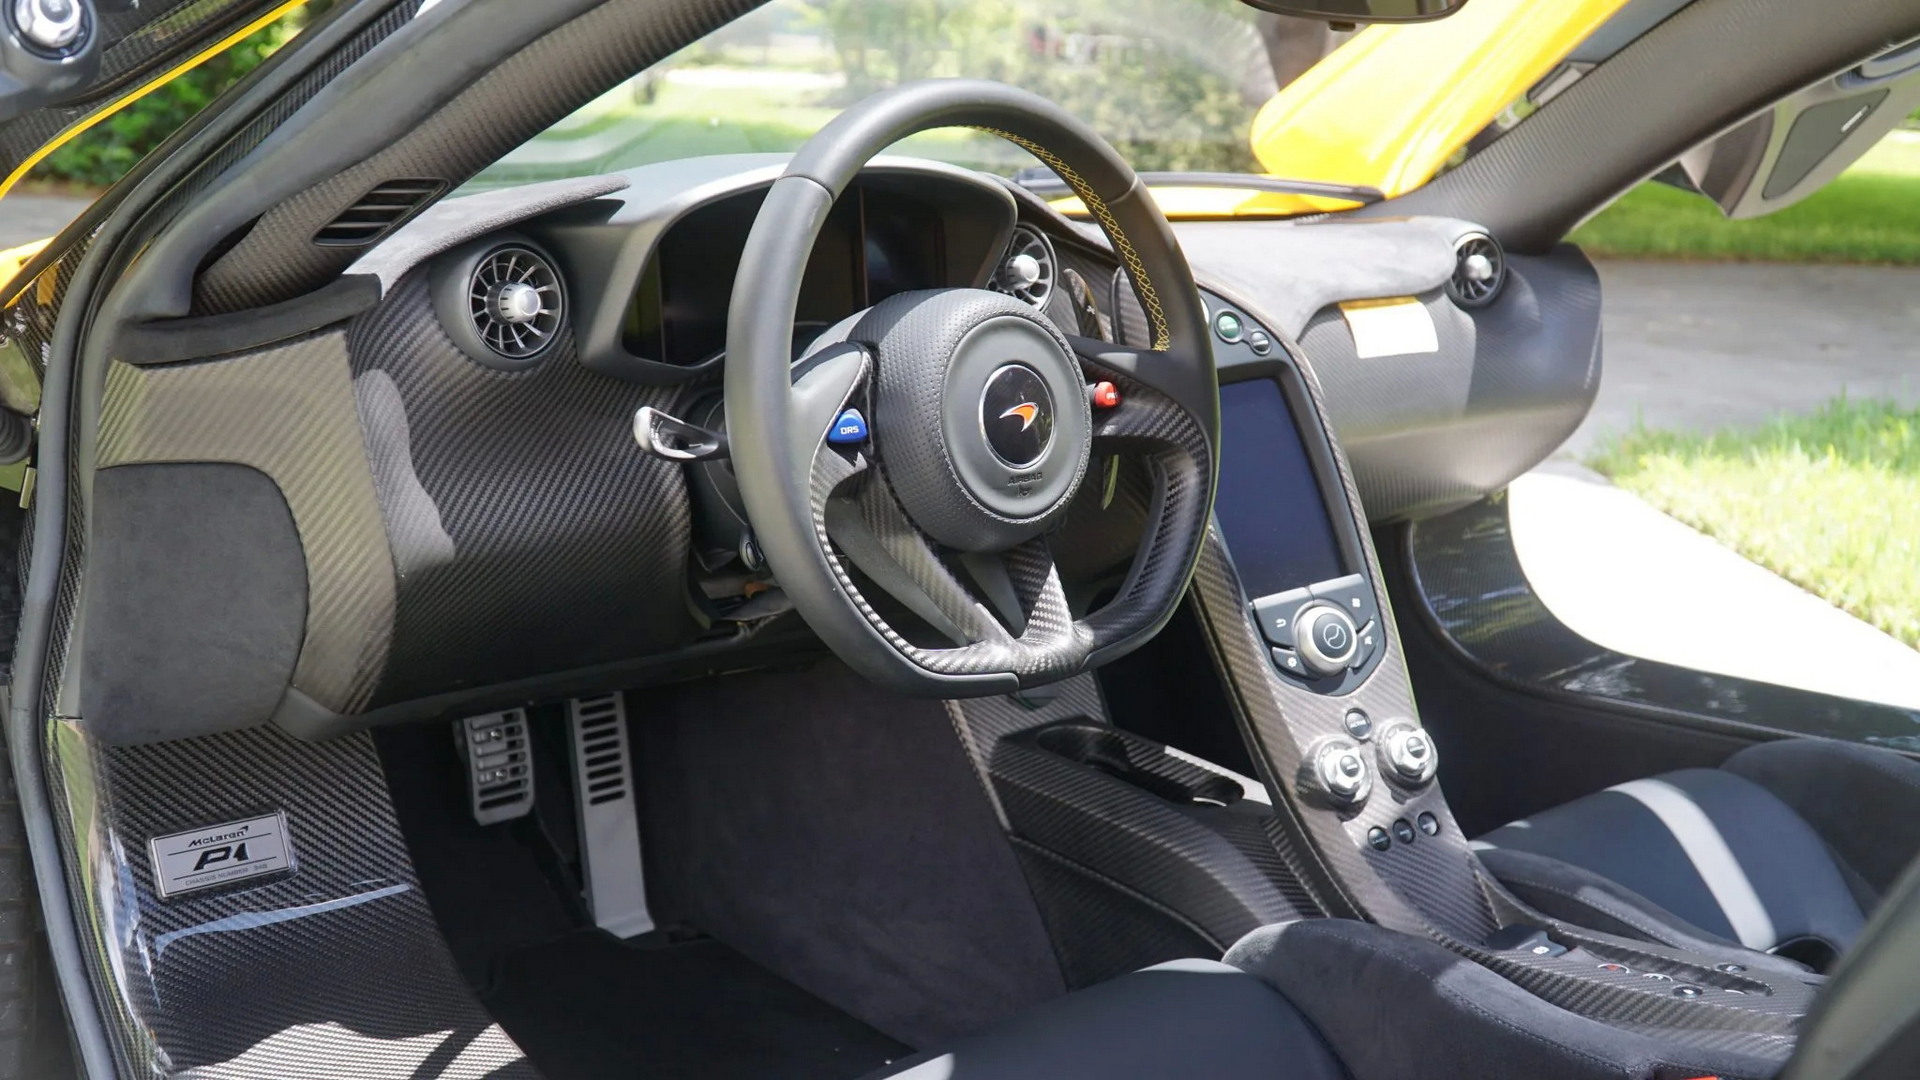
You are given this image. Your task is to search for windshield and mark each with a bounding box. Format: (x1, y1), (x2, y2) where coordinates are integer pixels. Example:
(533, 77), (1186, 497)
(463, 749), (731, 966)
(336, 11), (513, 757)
(474, 0), (1281, 189)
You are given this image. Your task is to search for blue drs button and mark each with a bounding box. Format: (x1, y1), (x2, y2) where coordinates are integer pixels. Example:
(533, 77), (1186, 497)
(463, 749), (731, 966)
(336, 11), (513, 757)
(828, 407), (868, 445)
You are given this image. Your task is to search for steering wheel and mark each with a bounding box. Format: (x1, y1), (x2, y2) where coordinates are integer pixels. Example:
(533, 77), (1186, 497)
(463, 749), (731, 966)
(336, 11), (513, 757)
(725, 79), (1219, 697)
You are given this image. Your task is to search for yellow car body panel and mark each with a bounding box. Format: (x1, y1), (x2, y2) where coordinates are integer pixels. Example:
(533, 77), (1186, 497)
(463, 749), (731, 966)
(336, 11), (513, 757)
(1248, 0), (1631, 198)
(1049, 0), (1633, 219)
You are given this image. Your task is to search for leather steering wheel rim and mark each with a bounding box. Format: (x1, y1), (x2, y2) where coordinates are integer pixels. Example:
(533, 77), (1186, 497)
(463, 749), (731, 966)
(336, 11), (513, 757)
(725, 78), (1220, 697)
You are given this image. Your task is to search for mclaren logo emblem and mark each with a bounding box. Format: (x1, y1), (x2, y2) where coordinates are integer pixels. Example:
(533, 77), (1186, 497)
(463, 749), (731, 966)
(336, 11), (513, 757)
(980, 363), (1056, 469)
(999, 401), (1041, 431)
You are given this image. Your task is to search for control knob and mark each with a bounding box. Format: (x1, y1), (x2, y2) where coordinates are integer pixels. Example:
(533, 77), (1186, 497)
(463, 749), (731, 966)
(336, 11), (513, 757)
(13, 0), (85, 53)
(1294, 604), (1359, 677)
(1377, 721), (1438, 786)
(1313, 739), (1372, 806)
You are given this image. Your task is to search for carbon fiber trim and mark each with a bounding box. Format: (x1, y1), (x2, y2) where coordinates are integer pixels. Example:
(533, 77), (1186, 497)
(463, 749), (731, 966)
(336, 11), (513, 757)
(96, 335), (396, 716)
(195, 0), (761, 314)
(1010, 840), (1221, 990)
(946, 679), (1315, 958)
(42, 722), (532, 1077)
(347, 269), (696, 708)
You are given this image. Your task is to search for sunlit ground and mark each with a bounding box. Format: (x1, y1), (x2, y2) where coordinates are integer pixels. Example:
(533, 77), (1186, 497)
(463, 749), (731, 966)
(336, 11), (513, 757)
(1589, 397), (1920, 650)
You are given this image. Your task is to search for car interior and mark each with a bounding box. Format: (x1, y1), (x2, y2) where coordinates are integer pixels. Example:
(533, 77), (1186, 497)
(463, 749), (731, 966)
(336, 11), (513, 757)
(4, 0), (1920, 1078)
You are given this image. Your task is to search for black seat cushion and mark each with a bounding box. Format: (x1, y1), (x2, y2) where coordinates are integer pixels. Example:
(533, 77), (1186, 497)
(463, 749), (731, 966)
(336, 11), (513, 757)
(863, 958), (1346, 1079)
(1475, 739), (1920, 962)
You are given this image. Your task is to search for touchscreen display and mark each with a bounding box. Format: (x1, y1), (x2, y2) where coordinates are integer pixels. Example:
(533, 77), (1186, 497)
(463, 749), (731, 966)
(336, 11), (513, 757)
(1212, 378), (1348, 598)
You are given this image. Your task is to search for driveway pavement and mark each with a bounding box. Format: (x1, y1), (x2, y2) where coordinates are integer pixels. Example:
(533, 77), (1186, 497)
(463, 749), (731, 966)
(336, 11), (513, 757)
(0, 194), (90, 250)
(1566, 260), (1920, 455)
(1529, 259), (1920, 701)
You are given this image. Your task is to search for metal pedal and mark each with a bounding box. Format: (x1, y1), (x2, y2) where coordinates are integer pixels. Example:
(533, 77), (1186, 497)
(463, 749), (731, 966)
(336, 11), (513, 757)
(459, 709), (535, 825)
(567, 693), (654, 938)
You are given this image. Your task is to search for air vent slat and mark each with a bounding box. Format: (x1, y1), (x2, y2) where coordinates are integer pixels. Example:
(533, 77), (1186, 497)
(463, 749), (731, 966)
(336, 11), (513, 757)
(313, 178), (447, 247)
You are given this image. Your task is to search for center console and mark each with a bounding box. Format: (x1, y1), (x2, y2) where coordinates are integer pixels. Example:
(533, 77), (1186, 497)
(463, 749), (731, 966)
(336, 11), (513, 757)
(950, 283), (1821, 1074)
(1189, 289), (1818, 1069)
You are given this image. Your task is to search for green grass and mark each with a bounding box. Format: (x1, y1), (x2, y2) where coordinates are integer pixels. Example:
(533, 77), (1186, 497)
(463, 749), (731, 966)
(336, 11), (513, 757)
(1570, 133), (1920, 264)
(1588, 398), (1920, 648)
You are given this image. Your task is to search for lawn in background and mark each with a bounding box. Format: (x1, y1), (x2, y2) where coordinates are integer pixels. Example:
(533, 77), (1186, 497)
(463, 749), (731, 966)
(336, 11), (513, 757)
(1570, 132), (1920, 264)
(1589, 398), (1919, 649)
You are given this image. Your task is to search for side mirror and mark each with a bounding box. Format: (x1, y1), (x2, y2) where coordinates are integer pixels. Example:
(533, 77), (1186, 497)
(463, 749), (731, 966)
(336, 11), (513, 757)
(1237, 0), (1469, 23)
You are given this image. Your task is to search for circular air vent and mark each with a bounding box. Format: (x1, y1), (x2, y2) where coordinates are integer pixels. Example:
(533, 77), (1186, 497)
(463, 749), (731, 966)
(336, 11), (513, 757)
(1447, 232), (1506, 308)
(992, 224), (1057, 309)
(467, 244), (565, 362)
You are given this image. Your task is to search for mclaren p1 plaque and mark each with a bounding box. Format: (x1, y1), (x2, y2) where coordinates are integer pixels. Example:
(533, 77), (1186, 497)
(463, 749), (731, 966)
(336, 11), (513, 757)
(148, 811), (297, 899)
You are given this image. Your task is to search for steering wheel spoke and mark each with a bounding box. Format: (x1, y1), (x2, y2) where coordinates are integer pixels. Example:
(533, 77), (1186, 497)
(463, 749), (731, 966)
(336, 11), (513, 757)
(822, 471), (998, 647)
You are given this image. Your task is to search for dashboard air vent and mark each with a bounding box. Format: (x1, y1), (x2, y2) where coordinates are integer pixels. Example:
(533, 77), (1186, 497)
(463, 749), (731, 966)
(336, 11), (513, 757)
(992, 224), (1057, 309)
(313, 178), (447, 247)
(1447, 232), (1506, 308)
(467, 244), (565, 363)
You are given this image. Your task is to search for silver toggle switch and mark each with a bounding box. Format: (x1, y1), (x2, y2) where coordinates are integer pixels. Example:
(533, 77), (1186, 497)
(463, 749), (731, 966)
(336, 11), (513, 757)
(1377, 721), (1438, 786)
(1314, 739), (1372, 806)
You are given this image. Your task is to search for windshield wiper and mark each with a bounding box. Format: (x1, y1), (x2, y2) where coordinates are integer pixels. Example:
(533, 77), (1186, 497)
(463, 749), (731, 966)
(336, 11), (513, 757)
(1012, 168), (1383, 206)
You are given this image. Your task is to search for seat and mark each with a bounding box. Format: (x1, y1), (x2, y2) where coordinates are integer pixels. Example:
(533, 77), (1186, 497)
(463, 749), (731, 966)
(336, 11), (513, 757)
(1474, 738), (1920, 967)
(866, 958), (1346, 1079)
(867, 919), (1791, 1080)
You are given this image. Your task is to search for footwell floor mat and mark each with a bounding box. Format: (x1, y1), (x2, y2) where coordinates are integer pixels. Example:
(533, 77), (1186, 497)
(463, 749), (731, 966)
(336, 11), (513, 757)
(482, 930), (910, 1080)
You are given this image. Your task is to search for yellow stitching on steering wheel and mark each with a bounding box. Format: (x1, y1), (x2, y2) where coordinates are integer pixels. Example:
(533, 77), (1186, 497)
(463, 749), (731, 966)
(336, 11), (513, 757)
(975, 127), (1170, 351)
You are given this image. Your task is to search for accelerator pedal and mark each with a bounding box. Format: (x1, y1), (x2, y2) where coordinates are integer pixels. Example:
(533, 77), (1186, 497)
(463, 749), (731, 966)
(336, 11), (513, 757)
(459, 709), (536, 825)
(568, 693), (654, 938)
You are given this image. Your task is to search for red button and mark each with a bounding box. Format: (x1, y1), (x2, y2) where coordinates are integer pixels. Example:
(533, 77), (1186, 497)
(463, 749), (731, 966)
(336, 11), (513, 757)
(1089, 381), (1120, 409)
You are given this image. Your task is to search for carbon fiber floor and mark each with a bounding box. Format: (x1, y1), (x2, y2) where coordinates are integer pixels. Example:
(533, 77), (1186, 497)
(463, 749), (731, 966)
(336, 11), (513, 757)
(483, 930), (907, 1080)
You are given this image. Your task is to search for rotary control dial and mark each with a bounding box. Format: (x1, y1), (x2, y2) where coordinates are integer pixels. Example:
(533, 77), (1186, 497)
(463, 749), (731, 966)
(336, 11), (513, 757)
(1377, 721), (1438, 786)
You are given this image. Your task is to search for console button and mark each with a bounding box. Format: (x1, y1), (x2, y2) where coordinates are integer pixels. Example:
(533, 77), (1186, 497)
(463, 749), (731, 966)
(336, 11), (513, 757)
(1639, 972), (1673, 983)
(827, 407), (868, 445)
(1295, 605), (1359, 676)
(1308, 574), (1374, 622)
(1672, 985), (1705, 999)
(1348, 621), (1379, 671)
(1250, 587), (1311, 648)
(1367, 827), (1391, 851)
(1417, 811), (1440, 836)
(1214, 310), (1245, 344)
(1246, 329), (1273, 356)
(1269, 646), (1307, 677)
(1391, 819), (1416, 845)
(1343, 709), (1373, 741)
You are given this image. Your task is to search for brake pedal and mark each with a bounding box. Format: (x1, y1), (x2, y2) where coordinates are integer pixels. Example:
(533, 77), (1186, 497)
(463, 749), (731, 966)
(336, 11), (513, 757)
(459, 709), (535, 825)
(568, 694), (654, 938)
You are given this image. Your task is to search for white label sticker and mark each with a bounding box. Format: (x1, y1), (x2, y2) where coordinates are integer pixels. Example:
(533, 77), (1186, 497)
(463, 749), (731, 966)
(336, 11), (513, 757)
(1340, 297), (1440, 359)
(149, 812), (295, 899)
